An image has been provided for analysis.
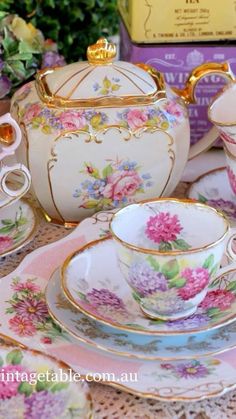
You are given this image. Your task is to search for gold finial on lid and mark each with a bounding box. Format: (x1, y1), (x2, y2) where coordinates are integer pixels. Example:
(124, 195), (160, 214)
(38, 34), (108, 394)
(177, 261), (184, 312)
(87, 38), (116, 65)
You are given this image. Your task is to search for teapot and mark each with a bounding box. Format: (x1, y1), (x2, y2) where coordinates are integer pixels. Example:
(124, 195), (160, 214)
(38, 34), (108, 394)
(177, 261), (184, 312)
(10, 38), (235, 226)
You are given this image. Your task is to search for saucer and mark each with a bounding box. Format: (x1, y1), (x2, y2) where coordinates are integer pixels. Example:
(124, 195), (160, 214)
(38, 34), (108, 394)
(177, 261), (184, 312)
(61, 237), (236, 335)
(0, 198), (37, 257)
(47, 269), (236, 360)
(0, 344), (92, 418)
(187, 167), (236, 226)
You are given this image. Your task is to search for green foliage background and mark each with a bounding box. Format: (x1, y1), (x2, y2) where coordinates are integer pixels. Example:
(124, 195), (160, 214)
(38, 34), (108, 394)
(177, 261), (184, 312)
(0, 0), (119, 62)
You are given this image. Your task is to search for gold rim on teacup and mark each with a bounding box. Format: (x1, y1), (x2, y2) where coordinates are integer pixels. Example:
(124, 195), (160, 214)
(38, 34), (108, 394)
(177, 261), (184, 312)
(109, 197), (230, 256)
(208, 80), (236, 127)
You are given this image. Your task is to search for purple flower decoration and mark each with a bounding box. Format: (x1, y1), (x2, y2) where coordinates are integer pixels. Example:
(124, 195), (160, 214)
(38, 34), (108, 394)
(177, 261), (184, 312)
(128, 262), (168, 296)
(175, 361), (209, 379)
(0, 75), (11, 98)
(25, 390), (67, 419)
(87, 288), (125, 309)
(41, 51), (66, 68)
(206, 198), (236, 220)
(166, 313), (210, 330)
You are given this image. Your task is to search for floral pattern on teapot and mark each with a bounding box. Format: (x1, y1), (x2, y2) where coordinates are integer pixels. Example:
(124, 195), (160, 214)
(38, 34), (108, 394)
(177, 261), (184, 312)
(73, 158), (153, 210)
(15, 85), (185, 135)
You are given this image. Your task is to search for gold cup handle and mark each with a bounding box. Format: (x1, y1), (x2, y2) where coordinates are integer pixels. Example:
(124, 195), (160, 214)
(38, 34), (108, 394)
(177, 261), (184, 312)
(173, 62), (235, 160)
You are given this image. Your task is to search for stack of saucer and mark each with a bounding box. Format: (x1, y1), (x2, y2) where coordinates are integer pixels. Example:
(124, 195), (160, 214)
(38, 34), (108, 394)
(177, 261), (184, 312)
(45, 198), (236, 401)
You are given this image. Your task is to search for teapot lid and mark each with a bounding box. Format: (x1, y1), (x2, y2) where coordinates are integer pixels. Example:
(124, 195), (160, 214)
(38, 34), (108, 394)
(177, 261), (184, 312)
(36, 38), (165, 108)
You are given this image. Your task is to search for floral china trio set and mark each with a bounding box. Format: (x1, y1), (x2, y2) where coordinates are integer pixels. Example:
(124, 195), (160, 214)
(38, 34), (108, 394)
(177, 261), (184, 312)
(2, 38), (236, 404)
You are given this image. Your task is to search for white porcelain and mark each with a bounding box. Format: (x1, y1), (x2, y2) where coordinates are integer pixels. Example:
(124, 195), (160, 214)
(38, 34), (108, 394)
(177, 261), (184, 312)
(10, 38), (234, 225)
(110, 198), (236, 320)
(61, 237), (236, 336)
(47, 268), (236, 360)
(2, 199), (236, 402)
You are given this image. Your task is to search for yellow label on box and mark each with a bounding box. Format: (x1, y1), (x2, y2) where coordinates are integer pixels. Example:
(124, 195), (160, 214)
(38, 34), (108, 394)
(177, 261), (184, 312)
(118, 0), (236, 43)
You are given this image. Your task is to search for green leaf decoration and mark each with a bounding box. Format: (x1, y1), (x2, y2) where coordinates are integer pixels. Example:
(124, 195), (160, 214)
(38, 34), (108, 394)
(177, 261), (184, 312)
(1, 219), (13, 225)
(210, 263), (219, 278)
(132, 291), (141, 303)
(161, 259), (179, 279)
(159, 242), (172, 252)
(17, 216), (28, 226)
(76, 291), (87, 301)
(102, 164), (113, 179)
(203, 254), (215, 269)
(0, 356), (4, 367)
(136, 188), (145, 194)
(36, 380), (50, 392)
(147, 255), (160, 271)
(169, 277), (186, 288)
(0, 224), (15, 233)
(207, 307), (222, 317)
(226, 280), (236, 292)
(6, 349), (23, 365)
(82, 200), (99, 209)
(50, 382), (69, 392)
(18, 382), (33, 396)
(198, 194), (207, 203)
(172, 239), (191, 250)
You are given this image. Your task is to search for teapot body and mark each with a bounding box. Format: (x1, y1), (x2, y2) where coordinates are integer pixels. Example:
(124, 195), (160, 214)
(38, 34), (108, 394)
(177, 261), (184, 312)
(11, 81), (190, 225)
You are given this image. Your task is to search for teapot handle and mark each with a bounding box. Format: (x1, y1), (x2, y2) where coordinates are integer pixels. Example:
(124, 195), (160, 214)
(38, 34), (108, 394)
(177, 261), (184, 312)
(172, 62), (235, 160)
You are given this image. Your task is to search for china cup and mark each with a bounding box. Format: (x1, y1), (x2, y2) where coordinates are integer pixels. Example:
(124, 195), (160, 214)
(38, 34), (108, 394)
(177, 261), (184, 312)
(0, 113), (31, 208)
(110, 198), (236, 321)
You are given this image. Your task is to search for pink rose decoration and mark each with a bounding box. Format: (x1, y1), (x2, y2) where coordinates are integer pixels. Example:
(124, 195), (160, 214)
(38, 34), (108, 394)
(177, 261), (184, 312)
(103, 170), (142, 201)
(59, 110), (87, 130)
(24, 103), (41, 123)
(0, 236), (13, 253)
(126, 109), (148, 130)
(165, 101), (182, 117)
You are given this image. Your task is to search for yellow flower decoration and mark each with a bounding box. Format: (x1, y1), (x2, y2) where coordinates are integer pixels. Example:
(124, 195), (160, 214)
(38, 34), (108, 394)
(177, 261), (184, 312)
(11, 16), (37, 41)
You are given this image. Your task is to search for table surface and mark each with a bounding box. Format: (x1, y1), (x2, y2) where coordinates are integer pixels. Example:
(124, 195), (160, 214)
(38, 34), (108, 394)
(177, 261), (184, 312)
(1, 168), (236, 418)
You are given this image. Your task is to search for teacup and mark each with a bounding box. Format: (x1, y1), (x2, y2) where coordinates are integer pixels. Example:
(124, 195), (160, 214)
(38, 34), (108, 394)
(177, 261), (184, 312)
(110, 198), (236, 321)
(0, 113), (31, 208)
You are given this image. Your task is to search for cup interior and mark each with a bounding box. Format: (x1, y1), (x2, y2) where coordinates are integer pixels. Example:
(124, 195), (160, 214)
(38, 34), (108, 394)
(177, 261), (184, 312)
(110, 200), (228, 252)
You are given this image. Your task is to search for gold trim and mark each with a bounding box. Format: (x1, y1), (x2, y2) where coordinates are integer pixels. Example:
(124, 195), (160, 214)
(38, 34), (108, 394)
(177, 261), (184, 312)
(49, 269), (236, 360)
(54, 64), (91, 96)
(35, 65), (165, 108)
(0, 168), (32, 210)
(46, 126), (175, 225)
(208, 80), (236, 127)
(0, 341), (93, 418)
(173, 62), (235, 105)
(0, 198), (38, 258)
(87, 38), (116, 65)
(110, 197), (230, 256)
(61, 236), (236, 336)
(0, 334), (235, 402)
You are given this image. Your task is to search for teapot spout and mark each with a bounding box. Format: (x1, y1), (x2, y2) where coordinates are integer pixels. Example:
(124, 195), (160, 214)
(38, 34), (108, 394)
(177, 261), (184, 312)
(173, 62), (235, 104)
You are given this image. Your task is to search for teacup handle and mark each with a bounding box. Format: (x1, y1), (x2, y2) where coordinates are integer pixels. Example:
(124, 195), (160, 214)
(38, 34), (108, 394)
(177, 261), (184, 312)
(225, 227), (236, 262)
(0, 113), (22, 161)
(0, 163), (31, 207)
